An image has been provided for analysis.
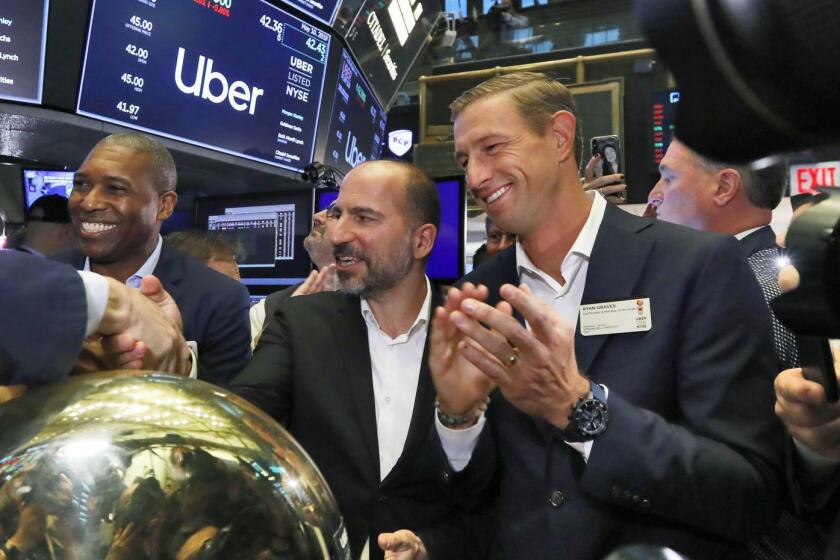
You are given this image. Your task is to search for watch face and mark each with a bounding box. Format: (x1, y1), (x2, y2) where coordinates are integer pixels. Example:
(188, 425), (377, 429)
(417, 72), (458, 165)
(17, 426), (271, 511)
(574, 399), (609, 438)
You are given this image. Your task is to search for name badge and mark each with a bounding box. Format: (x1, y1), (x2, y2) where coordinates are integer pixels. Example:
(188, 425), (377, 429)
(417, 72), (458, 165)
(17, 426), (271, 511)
(579, 298), (652, 336)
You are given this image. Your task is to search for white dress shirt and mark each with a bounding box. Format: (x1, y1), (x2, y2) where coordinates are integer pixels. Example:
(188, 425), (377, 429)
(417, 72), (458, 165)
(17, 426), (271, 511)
(361, 276), (432, 480)
(437, 192), (609, 469)
(358, 277), (432, 560)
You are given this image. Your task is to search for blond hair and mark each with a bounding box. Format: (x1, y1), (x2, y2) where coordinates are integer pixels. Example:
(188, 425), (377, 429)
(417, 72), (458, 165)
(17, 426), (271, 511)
(449, 72), (583, 165)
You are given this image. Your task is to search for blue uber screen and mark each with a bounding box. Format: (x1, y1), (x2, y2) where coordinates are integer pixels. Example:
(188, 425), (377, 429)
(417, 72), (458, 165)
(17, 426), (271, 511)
(77, 0), (330, 172)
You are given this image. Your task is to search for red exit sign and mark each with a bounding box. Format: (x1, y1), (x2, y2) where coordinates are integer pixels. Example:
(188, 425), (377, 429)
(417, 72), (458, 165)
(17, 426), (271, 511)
(789, 162), (840, 195)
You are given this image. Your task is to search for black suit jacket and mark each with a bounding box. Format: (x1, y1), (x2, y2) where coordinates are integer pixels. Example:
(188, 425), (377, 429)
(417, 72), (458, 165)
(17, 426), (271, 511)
(457, 204), (786, 560)
(229, 288), (468, 560)
(55, 242), (252, 384)
(0, 251), (87, 384)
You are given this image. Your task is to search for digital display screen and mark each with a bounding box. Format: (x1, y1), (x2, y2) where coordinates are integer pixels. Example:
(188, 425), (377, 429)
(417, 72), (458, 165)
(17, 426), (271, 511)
(322, 49), (387, 176)
(317, 176), (463, 281)
(77, 0), (331, 172)
(22, 169), (75, 209)
(278, 0), (341, 26)
(196, 191), (314, 291)
(342, 0), (440, 107)
(0, 0), (49, 104)
(651, 90), (680, 168)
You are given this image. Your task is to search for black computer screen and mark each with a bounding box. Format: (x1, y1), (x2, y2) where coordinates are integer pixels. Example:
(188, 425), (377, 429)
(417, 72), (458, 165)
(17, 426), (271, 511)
(195, 190), (315, 293)
(0, 0), (49, 104)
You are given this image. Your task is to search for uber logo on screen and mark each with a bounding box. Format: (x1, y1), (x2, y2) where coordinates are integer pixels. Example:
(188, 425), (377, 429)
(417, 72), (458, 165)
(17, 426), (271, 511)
(387, 0), (423, 46)
(174, 47), (264, 115)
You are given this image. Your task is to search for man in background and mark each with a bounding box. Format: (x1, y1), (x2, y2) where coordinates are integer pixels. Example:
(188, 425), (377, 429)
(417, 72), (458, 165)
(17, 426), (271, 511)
(57, 132), (251, 384)
(646, 138), (826, 559)
(15, 195), (77, 257)
(166, 230), (242, 281)
(249, 209), (337, 348)
(471, 215), (515, 269)
(647, 137), (797, 369)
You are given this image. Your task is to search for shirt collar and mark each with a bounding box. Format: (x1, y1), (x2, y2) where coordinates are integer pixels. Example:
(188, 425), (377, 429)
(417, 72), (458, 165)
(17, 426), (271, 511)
(83, 235), (164, 287)
(516, 191), (608, 278)
(734, 225), (766, 241)
(360, 276), (432, 343)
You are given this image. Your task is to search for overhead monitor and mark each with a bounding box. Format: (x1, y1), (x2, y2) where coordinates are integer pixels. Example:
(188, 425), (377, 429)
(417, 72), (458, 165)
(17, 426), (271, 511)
(0, 0), (49, 104)
(316, 175), (464, 282)
(278, 0), (341, 26)
(77, 0), (331, 172)
(341, 0), (440, 107)
(321, 48), (387, 176)
(195, 191), (315, 292)
(21, 169), (75, 209)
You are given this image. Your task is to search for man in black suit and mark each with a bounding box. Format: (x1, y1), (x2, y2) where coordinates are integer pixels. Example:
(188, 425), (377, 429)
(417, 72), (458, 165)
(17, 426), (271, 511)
(418, 72), (785, 560)
(647, 138), (824, 559)
(648, 138), (797, 368)
(230, 160), (467, 560)
(0, 250), (189, 385)
(57, 133), (251, 383)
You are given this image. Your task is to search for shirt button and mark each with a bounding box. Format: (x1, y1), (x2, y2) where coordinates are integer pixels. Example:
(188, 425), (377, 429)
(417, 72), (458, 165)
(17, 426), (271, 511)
(548, 490), (565, 508)
(384, 396), (391, 403)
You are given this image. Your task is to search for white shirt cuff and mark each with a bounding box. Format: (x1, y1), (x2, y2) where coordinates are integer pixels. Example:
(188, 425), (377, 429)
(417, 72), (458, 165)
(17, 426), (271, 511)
(78, 271), (109, 337)
(186, 341), (198, 379)
(435, 413), (486, 472)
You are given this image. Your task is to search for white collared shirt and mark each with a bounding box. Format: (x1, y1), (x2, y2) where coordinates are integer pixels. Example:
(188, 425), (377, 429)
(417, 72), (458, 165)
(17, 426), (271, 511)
(83, 235), (163, 288)
(359, 277), (431, 560)
(360, 276), (432, 481)
(734, 225), (766, 241)
(437, 193), (609, 469)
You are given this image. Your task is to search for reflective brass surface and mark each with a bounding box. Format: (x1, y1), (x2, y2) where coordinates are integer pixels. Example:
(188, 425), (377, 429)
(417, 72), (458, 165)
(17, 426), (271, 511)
(0, 372), (350, 560)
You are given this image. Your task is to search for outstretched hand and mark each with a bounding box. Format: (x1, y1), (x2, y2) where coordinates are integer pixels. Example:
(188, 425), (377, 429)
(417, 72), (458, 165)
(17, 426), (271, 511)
(378, 530), (428, 560)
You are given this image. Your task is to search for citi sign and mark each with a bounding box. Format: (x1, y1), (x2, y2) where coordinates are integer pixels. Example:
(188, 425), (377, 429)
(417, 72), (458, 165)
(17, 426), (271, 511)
(387, 0), (423, 46)
(174, 47), (264, 115)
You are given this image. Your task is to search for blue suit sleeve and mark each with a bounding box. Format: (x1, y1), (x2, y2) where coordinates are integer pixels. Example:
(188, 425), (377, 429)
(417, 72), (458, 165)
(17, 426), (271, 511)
(0, 251), (87, 385)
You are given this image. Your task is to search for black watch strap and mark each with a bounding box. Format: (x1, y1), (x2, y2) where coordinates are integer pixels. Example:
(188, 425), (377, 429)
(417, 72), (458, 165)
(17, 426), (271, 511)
(558, 381), (609, 443)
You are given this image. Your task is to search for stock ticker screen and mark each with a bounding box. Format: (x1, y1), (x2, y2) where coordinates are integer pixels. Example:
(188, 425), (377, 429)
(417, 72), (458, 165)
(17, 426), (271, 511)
(278, 0), (341, 26)
(197, 191), (314, 289)
(322, 48), (386, 176)
(77, 0), (330, 172)
(342, 0), (440, 106)
(0, 0), (49, 103)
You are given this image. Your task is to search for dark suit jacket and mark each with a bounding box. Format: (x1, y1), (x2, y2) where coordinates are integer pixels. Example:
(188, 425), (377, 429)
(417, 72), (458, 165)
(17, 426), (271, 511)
(229, 288), (469, 560)
(457, 204), (786, 560)
(55, 242), (251, 384)
(0, 251), (87, 385)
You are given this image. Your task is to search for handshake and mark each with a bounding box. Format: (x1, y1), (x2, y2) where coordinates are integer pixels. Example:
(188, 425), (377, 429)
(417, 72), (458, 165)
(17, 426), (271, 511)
(76, 275), (192, 376)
